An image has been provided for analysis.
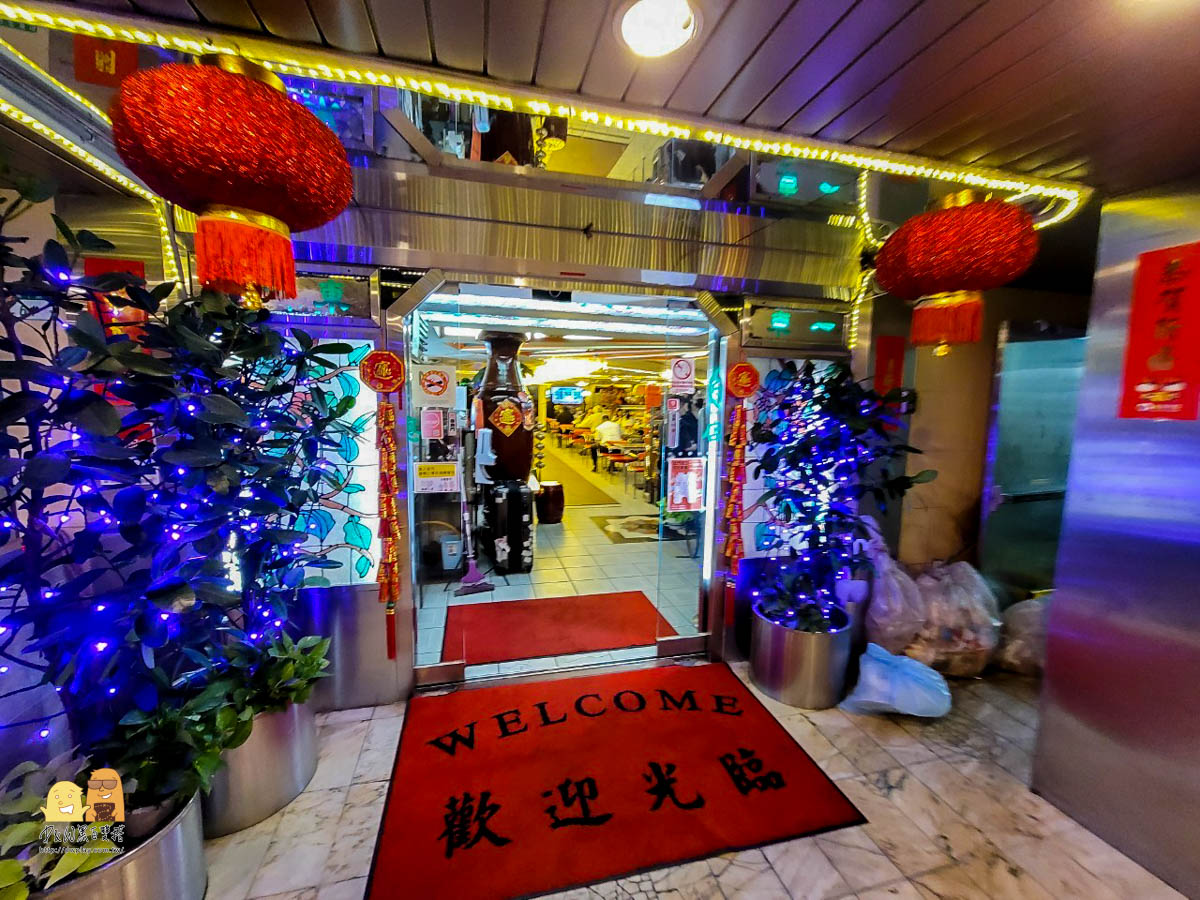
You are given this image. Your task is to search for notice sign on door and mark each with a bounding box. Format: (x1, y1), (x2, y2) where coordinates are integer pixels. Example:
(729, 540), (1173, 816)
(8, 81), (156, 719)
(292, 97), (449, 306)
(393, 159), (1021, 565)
(670, 357), (695, 394)
(414, 461), (460, 493)
(666, 397), (680, 448)
(420, 408), (444, 440)
(414, 365), (455, 407)
(666, 457), (704, 512)
(1119, 241), (1200, 420)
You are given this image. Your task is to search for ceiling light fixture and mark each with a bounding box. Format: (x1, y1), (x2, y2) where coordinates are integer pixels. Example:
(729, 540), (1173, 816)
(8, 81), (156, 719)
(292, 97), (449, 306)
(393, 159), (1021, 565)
(562, 334), (614, 341)
(619, 0), (698, 58)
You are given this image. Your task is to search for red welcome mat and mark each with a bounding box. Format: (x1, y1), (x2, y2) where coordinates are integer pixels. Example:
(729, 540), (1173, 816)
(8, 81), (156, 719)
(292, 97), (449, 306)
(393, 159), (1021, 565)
(442, 591), (677, 664)
(368, 663), (864, 900)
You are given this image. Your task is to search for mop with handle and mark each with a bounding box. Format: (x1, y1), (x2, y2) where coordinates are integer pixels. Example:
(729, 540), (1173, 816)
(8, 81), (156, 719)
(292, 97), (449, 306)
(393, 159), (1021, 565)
(455, 430), (494, 596)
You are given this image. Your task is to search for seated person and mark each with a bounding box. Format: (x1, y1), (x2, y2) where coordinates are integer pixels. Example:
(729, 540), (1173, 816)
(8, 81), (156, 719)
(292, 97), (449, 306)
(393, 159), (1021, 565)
(591, 414), (623, 471)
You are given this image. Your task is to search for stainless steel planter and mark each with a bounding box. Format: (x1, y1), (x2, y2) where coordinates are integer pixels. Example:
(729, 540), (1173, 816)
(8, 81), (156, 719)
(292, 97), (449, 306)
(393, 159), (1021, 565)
(749, 603), (852, 710)
(35, 792), (205, 900)
(202, 702), (317, 838)
(294, 583), (412, 711)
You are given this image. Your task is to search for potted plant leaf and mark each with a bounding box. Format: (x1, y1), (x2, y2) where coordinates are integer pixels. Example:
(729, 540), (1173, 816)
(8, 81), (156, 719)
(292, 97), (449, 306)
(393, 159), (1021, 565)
(745, 360), (934, 708)
(198, 629), (330, 836)
(0, 170), (346, 893)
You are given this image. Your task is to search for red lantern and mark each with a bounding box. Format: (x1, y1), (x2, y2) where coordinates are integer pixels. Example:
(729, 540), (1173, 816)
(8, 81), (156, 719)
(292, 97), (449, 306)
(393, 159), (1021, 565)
(875, 195), (1038, 349)
(110, 58), (353, 300)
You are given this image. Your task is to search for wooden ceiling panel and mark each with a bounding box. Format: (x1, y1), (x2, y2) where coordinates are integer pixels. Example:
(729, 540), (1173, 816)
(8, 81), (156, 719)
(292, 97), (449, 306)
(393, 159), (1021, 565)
(580, 0), (640, 100)
(486, 0), (547, 83)
(307, 0), (377, 54)
(189, 0), (259, 30)
(130, 0), (201, 20)
(907, 44), (1107, 161)
(249, 0), (321, 43)
(663, 0), (793, 114)
(849, 1), (1086, 148)
(783, 0), (980, 137)
(428, 0), (485, 72)
(706, 0), (853, 123)
(534, 0), (610, 91)
(813, 0), (1045, 144)
(621, 0), (732, 108)
(749, 0), (921, 129)
(366, 0), (432, 61)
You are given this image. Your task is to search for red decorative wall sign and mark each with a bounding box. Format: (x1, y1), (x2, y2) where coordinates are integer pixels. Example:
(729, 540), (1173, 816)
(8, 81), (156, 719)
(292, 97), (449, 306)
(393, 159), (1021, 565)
(359, 350), (405, 394)
(73, 35), (137, 87)
(1119, 241), (1200, 420)
(726, 362), (760, 398)
(873, 335), (907, 396)
(489, 400), (523, 437)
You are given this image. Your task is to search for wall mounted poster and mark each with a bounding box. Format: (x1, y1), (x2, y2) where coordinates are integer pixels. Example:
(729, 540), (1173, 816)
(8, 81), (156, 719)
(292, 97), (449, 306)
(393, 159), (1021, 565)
(666, 457), (704, 512)
(1119, 241), (1200, 420)
(414, 461), (460, 493)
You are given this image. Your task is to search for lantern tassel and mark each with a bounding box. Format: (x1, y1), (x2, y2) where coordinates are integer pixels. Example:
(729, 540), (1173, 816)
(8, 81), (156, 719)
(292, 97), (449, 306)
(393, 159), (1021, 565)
(195, 212), (297, 299)
(911, 291), (983, 346)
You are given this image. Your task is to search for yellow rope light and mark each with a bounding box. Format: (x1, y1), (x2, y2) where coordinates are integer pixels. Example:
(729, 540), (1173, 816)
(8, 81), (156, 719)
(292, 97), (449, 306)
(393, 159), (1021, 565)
(856, 170), (883, 251)
(846, 269), (874, 352)
(0, 36), (109, 122)
(0, 0), (1088, 221)
(0, 98), (179, 285)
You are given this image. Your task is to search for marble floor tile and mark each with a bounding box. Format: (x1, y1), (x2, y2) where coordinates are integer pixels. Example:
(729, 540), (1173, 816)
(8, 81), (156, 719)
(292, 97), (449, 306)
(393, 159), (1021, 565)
(861, 768), (991, 865)
(248, 788), (347, 897)
(321, 781), (389, 885)
(1041, 819), (1185, 899)
(805, 710), (901, 775)
(762, 835), (851, 900)
(857, 880), (927, 900)
(836, 777), (952, 876)
(307, 720), (370, 791)
(316, 878), (366, 900)
(814, 826), (905, 892)
(707, 848), (790, 898)
(352, 716), (404, 783)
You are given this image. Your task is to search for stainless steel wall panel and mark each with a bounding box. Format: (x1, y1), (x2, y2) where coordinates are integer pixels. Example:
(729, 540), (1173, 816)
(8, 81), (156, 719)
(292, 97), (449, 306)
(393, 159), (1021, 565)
(295, 161), (862, 297)
(1034, 187), (1200, 897)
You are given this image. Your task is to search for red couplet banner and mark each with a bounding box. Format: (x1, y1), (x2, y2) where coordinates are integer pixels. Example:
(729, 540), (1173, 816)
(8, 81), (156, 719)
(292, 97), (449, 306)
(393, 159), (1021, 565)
(873, 335), (907, 397)
(1119, 241), (1200, 420)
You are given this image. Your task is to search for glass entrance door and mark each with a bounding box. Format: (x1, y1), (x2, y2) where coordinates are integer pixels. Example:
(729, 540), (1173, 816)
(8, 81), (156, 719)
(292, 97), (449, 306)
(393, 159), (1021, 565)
(980, 328), (1086, 599)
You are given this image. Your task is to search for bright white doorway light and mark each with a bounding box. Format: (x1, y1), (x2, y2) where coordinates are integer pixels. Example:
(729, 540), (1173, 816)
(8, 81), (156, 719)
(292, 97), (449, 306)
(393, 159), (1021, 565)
(620, 0), (698, 58)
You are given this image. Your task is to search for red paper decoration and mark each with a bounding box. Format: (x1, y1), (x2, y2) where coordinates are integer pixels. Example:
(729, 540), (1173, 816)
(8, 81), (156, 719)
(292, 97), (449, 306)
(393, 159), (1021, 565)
(110, 60), (353, 299)
(727, 362), (760, 399)
(359, 350), (406, 394)
(875, 200), (1038, 302)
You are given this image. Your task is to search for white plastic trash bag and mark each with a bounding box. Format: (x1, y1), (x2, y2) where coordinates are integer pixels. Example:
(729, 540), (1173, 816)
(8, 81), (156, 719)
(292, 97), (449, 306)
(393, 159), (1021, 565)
(860, 518), (924, 653)
(840, 643), (952, 718)
(905, 562), (999, 677)
(995, 597), (1048, 675)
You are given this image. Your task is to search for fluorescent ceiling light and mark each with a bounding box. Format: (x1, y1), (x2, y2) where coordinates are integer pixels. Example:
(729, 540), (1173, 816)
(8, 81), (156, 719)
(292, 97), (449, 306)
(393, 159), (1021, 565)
(644, 193), (701, 210)
(620, 0), (697, 58)
(424, 293), (706, 322)
(527, 357), (607, 385)
(562, 334), (613, 341)
(422, 312), (708, 337)
(441, 326), (480, 338)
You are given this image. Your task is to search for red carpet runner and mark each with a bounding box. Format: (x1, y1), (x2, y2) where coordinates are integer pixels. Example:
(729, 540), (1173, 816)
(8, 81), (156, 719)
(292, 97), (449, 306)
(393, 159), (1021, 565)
(442, 591), (676, 664)
(368, 664), (864, 900)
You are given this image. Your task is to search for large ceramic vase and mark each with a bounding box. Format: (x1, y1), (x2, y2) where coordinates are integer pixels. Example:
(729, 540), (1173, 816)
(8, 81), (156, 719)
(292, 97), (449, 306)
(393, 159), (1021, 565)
(35, 792), (206, 900)
(479, 330), (534, 482)
(749, 604), (852, 709)
(201, 702), (318, 837)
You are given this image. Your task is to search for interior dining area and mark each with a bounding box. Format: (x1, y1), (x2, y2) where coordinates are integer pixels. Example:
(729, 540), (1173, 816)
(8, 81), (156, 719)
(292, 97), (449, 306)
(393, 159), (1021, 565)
(405, 283), (718, 678)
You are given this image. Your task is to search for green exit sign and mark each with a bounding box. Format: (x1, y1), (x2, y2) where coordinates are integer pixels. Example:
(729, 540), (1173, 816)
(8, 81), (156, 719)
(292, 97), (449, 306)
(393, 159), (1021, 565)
(809, 321), (837, 332)
(769, 310), (791, 331)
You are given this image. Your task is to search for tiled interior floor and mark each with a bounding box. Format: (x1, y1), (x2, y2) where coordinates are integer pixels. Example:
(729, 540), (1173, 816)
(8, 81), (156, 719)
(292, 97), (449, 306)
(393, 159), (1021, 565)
(206, 663), (1185, 900)
(415, 444), (703, 675)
